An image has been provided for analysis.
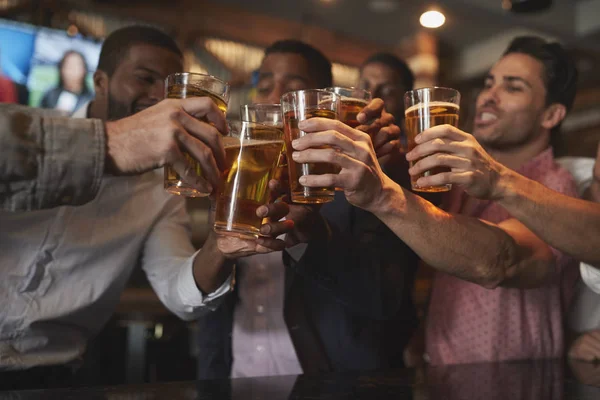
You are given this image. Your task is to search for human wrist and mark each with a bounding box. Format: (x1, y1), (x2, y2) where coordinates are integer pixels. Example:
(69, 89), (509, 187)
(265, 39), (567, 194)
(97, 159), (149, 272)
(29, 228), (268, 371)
(370, 177), (405, 220)
(193, 232), (234, 294)
(490, 164), (517, 202)
(205, 230), (236, 261)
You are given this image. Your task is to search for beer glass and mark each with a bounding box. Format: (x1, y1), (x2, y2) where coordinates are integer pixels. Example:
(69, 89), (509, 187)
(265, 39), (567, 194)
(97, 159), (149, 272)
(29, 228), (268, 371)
(164, 73), (230, 197)
(324, 87), (372, 128)
(281, 89), (340, 204)
(240, 104), (287, 187)
(240, 104), (283, 127)
(404, 87), (460, 193)
(324, 87), (372, 190)
(214, 121), (285, 239)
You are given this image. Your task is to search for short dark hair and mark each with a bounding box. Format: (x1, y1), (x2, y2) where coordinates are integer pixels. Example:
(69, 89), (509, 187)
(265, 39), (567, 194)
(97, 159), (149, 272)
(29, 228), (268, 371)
(503, 36), (578, 147)
(263, 40), (333, 88)
(361, 53), (415, 91)
(97, 25), (182, 77)
(504, 36), (578, 113)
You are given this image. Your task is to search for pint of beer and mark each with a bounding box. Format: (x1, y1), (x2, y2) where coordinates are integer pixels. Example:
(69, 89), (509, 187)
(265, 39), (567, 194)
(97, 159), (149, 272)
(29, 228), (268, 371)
(324, 87), (372, 128)
(240, 104), (287, 189)
(214, 121), (284, 239)
(404, 87), (460, 193)
(164, 73), (230, 197)
(281, 89), (340, 204)
(324, 87), (371, 190)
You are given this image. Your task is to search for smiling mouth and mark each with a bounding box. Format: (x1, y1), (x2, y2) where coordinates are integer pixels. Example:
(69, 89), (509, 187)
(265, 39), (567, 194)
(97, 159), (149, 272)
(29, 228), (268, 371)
(480, 112), (498, 122)
(475, 111), (499, 126)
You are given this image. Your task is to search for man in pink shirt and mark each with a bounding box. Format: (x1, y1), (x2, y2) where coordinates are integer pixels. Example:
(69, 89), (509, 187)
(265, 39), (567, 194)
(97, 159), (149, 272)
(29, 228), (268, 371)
(290, 36), (580, 366)
(407, 36), (580, 364)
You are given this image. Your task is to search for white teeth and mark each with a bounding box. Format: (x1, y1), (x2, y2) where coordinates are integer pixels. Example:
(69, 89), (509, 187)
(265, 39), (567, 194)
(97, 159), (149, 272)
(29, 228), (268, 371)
(480, 112), (498, 122)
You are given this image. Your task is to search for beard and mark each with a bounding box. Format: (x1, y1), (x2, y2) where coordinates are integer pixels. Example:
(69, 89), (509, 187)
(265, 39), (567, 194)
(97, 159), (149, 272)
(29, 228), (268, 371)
(474, 122), (539, 152)
(106, 93), (133, 121)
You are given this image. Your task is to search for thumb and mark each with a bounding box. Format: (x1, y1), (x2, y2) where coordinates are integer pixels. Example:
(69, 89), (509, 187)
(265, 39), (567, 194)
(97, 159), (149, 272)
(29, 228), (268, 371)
(357, 98), (384, 124)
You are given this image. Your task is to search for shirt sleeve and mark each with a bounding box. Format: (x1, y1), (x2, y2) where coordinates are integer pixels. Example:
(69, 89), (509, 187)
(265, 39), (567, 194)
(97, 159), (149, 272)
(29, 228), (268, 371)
(581, 262), (600, 295)
(285, 193), (419, 321)
(141, 193), (234, 321)
(0, 104), (105, 211)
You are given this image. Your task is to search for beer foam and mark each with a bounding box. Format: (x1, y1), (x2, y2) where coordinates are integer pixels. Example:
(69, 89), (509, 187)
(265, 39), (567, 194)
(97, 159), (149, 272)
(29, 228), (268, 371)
(405, 101), (459, 115)
(223, 137), (284, 148)
(340, 97), (369, 104)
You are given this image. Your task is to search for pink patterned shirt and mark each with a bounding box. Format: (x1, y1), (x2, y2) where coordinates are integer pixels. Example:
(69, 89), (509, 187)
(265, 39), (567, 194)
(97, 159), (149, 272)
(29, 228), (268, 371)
(426, 148), (580, 365)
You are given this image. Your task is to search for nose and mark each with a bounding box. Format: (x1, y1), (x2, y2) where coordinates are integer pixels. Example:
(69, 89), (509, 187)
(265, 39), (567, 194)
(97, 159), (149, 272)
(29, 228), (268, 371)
(266, 83), (284, 104)
(477, 86), (499, 108)
(149, 81), (165, 102)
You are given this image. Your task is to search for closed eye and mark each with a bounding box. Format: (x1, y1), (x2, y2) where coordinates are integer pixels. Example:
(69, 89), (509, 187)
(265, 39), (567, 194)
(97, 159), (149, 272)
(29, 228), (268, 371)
(137, 75), (155, 85)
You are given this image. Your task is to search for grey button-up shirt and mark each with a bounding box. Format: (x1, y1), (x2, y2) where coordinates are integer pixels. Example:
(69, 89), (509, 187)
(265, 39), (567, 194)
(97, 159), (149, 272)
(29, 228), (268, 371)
(0, 104), (232, 370)
(1, 104), (106, 211)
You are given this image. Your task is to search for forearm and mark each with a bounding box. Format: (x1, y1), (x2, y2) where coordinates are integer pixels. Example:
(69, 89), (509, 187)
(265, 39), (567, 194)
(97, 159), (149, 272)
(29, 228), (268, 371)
(498, 170), (600, 265)
(372, 181), (519, 289)
(0, 104), (105, 211)
(192, 232), (235, 294)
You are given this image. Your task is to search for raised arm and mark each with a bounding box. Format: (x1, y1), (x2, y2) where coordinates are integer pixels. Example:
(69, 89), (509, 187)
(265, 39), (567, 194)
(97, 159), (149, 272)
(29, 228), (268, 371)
(406, 124), (600, 267)
(292, 118), (559, 289)
(276, 105), (417, 320)
(1, 98), (229, 211)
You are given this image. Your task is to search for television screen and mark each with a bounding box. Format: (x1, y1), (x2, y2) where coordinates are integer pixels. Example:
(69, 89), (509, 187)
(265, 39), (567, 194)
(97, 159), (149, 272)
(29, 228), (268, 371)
(0, 19), (36, 104)
(27, 28), (102, 114)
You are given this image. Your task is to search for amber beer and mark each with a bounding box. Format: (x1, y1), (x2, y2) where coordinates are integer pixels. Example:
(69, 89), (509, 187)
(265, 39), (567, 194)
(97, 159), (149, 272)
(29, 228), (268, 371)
(281, 89), (340, 204)
(284, 108), (338, 203)
(214, 123), (284, 239)
(164, 73), (229, 197)
(325, 87), (371, 128)
(405, 101), (460, 192)
(339, 98), (369, 128)
(239, 104), (287, 185)
(324, 87), (371, 190)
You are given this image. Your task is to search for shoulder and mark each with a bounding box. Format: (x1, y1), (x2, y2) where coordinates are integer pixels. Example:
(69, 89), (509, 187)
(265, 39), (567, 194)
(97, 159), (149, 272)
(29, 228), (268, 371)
(534, 158), (579, 198)
(42, 86), (61, 98)
(556, 156), (595, 195)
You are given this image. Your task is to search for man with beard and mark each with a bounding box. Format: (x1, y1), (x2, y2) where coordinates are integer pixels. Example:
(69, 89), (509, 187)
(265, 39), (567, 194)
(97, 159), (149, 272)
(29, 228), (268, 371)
(410, 36), (580, 365)
(291, 36), (580, 365)
(0, 26), (290, 389)
(195, 40), (418, 380)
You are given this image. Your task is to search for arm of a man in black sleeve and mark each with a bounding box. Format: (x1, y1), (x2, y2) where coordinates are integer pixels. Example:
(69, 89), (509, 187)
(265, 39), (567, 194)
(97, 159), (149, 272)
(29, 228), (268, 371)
(282, 108), (418, 321)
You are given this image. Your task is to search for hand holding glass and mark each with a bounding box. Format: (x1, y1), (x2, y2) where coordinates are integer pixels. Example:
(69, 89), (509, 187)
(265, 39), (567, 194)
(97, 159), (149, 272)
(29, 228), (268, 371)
(164, 73), (229, 197)
(404, 87), (460, 193)
(281, 89), (340, 204)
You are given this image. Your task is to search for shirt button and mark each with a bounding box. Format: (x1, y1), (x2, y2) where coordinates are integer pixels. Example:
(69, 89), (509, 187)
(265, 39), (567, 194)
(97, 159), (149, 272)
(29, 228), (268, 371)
(256, 345), (265, 352)
(257, 264), (267, 272)
(61, 195), (73, 203)
(257, 305), (264, 314)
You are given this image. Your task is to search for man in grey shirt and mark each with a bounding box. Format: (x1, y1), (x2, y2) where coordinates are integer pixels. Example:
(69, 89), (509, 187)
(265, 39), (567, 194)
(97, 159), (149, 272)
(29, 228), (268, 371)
(0, 26), (289, 390)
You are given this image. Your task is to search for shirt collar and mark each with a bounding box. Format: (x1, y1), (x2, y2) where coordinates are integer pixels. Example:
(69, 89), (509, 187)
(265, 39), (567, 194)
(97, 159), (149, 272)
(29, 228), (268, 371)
(515, 147), (555, 179)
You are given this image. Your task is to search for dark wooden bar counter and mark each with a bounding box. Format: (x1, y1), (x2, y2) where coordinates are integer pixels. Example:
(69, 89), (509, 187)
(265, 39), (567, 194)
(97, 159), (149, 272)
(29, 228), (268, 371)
(2, 360), (600, 399)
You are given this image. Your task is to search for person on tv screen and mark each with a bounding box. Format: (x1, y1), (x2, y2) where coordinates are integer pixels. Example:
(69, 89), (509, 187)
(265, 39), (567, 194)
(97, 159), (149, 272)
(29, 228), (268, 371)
(0, 49), (18, 104)
(40, 50), (93, 113)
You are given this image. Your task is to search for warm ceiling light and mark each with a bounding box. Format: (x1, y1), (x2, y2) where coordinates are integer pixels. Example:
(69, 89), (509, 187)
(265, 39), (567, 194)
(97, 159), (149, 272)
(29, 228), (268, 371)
(420, 10), (445, 28)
